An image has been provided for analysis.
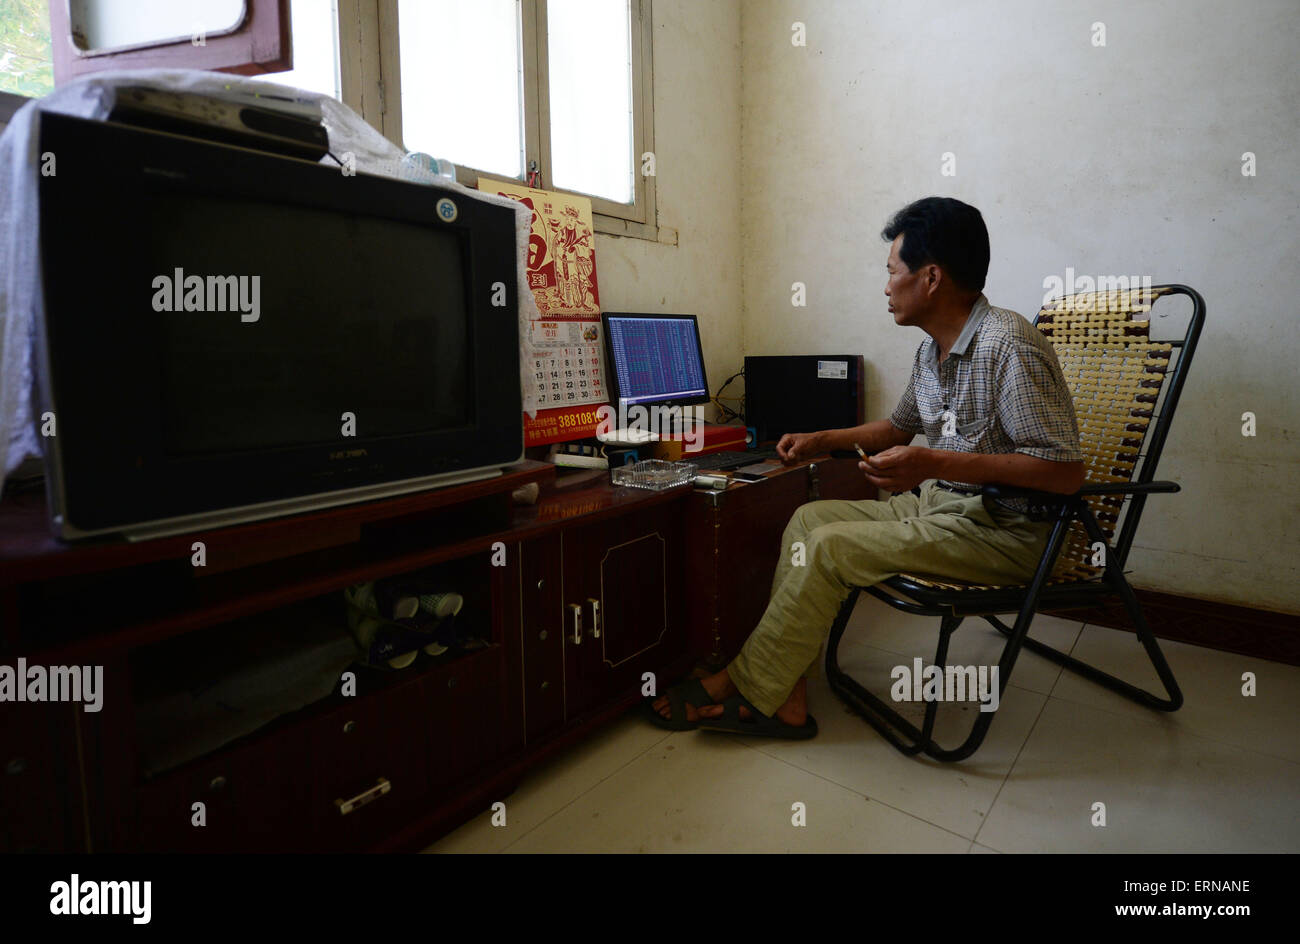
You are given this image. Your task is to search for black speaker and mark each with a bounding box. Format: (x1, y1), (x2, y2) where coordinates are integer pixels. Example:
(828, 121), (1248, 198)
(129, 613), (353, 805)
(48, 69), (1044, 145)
(743, 355), (866, 444)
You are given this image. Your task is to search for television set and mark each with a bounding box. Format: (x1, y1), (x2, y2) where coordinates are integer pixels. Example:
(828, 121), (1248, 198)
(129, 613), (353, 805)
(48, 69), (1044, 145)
(33, 112), (523, 540)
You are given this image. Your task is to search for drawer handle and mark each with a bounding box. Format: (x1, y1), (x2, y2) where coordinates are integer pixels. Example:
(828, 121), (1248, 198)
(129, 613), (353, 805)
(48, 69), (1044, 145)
(587, 598), (601, 638)
(569, 603), (582, 644)
(336, 777), (391, 816)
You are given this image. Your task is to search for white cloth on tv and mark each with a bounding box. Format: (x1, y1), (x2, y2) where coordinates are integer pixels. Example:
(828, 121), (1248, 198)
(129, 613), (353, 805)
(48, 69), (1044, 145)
(0, 69), (540, 495)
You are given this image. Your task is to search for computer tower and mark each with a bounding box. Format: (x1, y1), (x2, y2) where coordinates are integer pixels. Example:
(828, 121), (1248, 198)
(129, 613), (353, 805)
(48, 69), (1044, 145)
(743, 355), (866, 444)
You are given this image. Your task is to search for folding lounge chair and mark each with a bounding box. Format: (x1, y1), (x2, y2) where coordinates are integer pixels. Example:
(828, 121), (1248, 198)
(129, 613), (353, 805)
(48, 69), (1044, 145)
(825, 283), (1205, 761)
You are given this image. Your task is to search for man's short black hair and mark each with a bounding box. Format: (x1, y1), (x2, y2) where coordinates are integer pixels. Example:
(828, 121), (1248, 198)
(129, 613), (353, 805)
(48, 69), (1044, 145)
(881, 197), (990, 293)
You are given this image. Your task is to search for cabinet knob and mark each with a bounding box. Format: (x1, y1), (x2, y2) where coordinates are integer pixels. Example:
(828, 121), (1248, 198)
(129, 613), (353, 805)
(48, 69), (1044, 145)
(343, 720), (358, 734)
(536, 578), (546, 590)
(587, 598), (601, 638)
(539, 630), (548, 641)
(208, 775), (227, 792)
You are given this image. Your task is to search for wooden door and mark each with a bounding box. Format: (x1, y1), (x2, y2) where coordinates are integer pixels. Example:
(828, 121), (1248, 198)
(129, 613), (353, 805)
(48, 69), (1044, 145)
(561, 506), (684, 718)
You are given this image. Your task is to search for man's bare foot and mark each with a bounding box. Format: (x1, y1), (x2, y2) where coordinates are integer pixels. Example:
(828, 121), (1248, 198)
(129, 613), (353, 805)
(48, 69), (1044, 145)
(652, 673), (809, 727)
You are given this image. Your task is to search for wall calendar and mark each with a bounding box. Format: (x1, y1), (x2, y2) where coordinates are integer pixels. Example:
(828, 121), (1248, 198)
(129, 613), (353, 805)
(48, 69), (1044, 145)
(477, 178), (608, 446)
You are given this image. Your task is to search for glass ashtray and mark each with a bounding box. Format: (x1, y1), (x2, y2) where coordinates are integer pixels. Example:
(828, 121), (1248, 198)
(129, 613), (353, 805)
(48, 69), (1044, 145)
(610, 459), (698, 491)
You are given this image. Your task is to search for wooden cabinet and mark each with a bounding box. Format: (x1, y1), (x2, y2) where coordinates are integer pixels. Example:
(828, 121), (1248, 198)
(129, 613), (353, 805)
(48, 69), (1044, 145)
(513, 500), (687, 739)
(0, 458), (863, 852)
(125, 642), (513, 853)
(685, 458), (875, 664)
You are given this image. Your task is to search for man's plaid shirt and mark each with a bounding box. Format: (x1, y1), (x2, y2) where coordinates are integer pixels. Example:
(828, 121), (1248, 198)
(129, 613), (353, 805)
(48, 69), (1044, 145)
(889, 294), (1082, 493)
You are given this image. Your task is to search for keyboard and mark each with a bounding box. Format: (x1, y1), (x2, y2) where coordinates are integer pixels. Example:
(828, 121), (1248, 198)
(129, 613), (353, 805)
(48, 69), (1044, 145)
(686, 449), (780, 472)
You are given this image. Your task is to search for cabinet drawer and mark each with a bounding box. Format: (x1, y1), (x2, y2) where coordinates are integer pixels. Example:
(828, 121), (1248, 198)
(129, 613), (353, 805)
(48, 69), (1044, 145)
(0, 703), (84, 853)
(133, 734), (310, 853)
(306, 684), (429, 852)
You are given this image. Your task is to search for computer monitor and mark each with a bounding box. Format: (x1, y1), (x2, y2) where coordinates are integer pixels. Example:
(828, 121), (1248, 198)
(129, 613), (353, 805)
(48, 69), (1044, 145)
(601, 312), (710, 410)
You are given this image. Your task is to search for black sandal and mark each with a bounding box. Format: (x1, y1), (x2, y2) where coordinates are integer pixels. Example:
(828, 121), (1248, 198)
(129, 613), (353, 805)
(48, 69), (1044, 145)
(640, 677), (716, 731)
(696, 692), (818, 740)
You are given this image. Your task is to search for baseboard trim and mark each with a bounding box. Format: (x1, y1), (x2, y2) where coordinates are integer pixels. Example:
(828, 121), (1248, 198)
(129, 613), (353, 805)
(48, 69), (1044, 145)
(1045, 589), (1300, 666)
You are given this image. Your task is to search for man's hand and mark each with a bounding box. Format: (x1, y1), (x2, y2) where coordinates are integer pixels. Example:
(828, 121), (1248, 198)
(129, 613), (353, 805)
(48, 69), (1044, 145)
(776, 431), (821, 464)
(860, 445), (937, 493)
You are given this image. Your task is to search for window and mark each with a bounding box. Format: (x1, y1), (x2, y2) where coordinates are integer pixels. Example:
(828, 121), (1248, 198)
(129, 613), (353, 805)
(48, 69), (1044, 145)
(394, 0), (524, 181)
(547, 0), (634, 204)
(0, 0), (55, 98)
(1, 0), (308, 125)
(379, 0), (657, 237)
(46, 0), (292, 83)
(255, 0), (342, 100)
(4, 0), (657, 238)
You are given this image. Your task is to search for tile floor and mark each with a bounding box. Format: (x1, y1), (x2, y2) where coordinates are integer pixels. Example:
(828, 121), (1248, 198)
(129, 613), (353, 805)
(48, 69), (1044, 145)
(425, 594), (1300, 853)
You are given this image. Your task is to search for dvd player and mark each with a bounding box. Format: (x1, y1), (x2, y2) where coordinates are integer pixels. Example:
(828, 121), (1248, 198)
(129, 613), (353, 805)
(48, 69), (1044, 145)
(108, 86), (329, 162)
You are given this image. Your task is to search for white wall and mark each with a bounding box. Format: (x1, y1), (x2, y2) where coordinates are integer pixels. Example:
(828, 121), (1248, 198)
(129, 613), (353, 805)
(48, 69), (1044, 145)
(739, 0), (1300, 612)
(595, 0), (743, 415)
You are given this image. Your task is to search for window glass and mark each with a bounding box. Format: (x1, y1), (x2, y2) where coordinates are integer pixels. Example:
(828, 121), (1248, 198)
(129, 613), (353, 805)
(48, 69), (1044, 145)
(398, 0), (524, 178)
(256, 0), (342, 100)
(0, 0), (55, 97)
(68, 0), (245, 51)
(547, 0), (632, 204)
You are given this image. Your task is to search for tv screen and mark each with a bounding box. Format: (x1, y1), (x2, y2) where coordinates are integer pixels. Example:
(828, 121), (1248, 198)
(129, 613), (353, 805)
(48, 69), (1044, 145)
(146, 193), (473, 456)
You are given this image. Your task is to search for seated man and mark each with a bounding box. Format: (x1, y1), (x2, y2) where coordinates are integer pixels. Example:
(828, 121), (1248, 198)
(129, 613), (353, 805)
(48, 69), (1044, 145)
(648, 196), (1084, 737)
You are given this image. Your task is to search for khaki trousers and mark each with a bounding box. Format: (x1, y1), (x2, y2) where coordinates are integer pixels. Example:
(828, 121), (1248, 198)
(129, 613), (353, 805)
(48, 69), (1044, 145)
(726, 480), (1054, 716)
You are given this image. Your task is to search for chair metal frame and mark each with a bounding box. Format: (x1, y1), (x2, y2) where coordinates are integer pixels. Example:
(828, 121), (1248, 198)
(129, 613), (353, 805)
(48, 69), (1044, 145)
(825, 284), (1205, 761)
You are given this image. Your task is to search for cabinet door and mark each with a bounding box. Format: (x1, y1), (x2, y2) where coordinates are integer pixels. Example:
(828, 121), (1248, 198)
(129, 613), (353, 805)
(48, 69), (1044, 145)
(561, 506), (685, 718)
(425, 646), (508, 794)
(0, 702), (84, 852)
(518, 534), (565, 741)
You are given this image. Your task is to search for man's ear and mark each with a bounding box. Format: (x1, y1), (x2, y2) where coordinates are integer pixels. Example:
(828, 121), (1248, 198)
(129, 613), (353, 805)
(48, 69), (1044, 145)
(922, 263), (944, 295)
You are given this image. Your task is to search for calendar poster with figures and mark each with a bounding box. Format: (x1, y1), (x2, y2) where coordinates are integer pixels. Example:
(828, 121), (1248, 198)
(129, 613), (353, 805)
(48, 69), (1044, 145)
(478, 178), (608, 446)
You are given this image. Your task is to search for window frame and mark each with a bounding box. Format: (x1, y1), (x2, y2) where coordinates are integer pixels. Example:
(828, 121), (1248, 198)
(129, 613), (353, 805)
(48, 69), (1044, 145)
(46, 0), (293, 82)
(373, 0), (658, 240)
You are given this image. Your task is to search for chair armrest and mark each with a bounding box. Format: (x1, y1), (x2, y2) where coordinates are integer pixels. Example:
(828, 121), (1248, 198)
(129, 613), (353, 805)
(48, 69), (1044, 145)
(1078, 481), (1180, 496)
(980, 480), (1180, 501)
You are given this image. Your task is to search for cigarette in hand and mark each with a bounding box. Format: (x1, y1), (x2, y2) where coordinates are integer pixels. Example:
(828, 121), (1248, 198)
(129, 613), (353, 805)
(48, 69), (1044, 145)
(854, 442), (867, 459)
